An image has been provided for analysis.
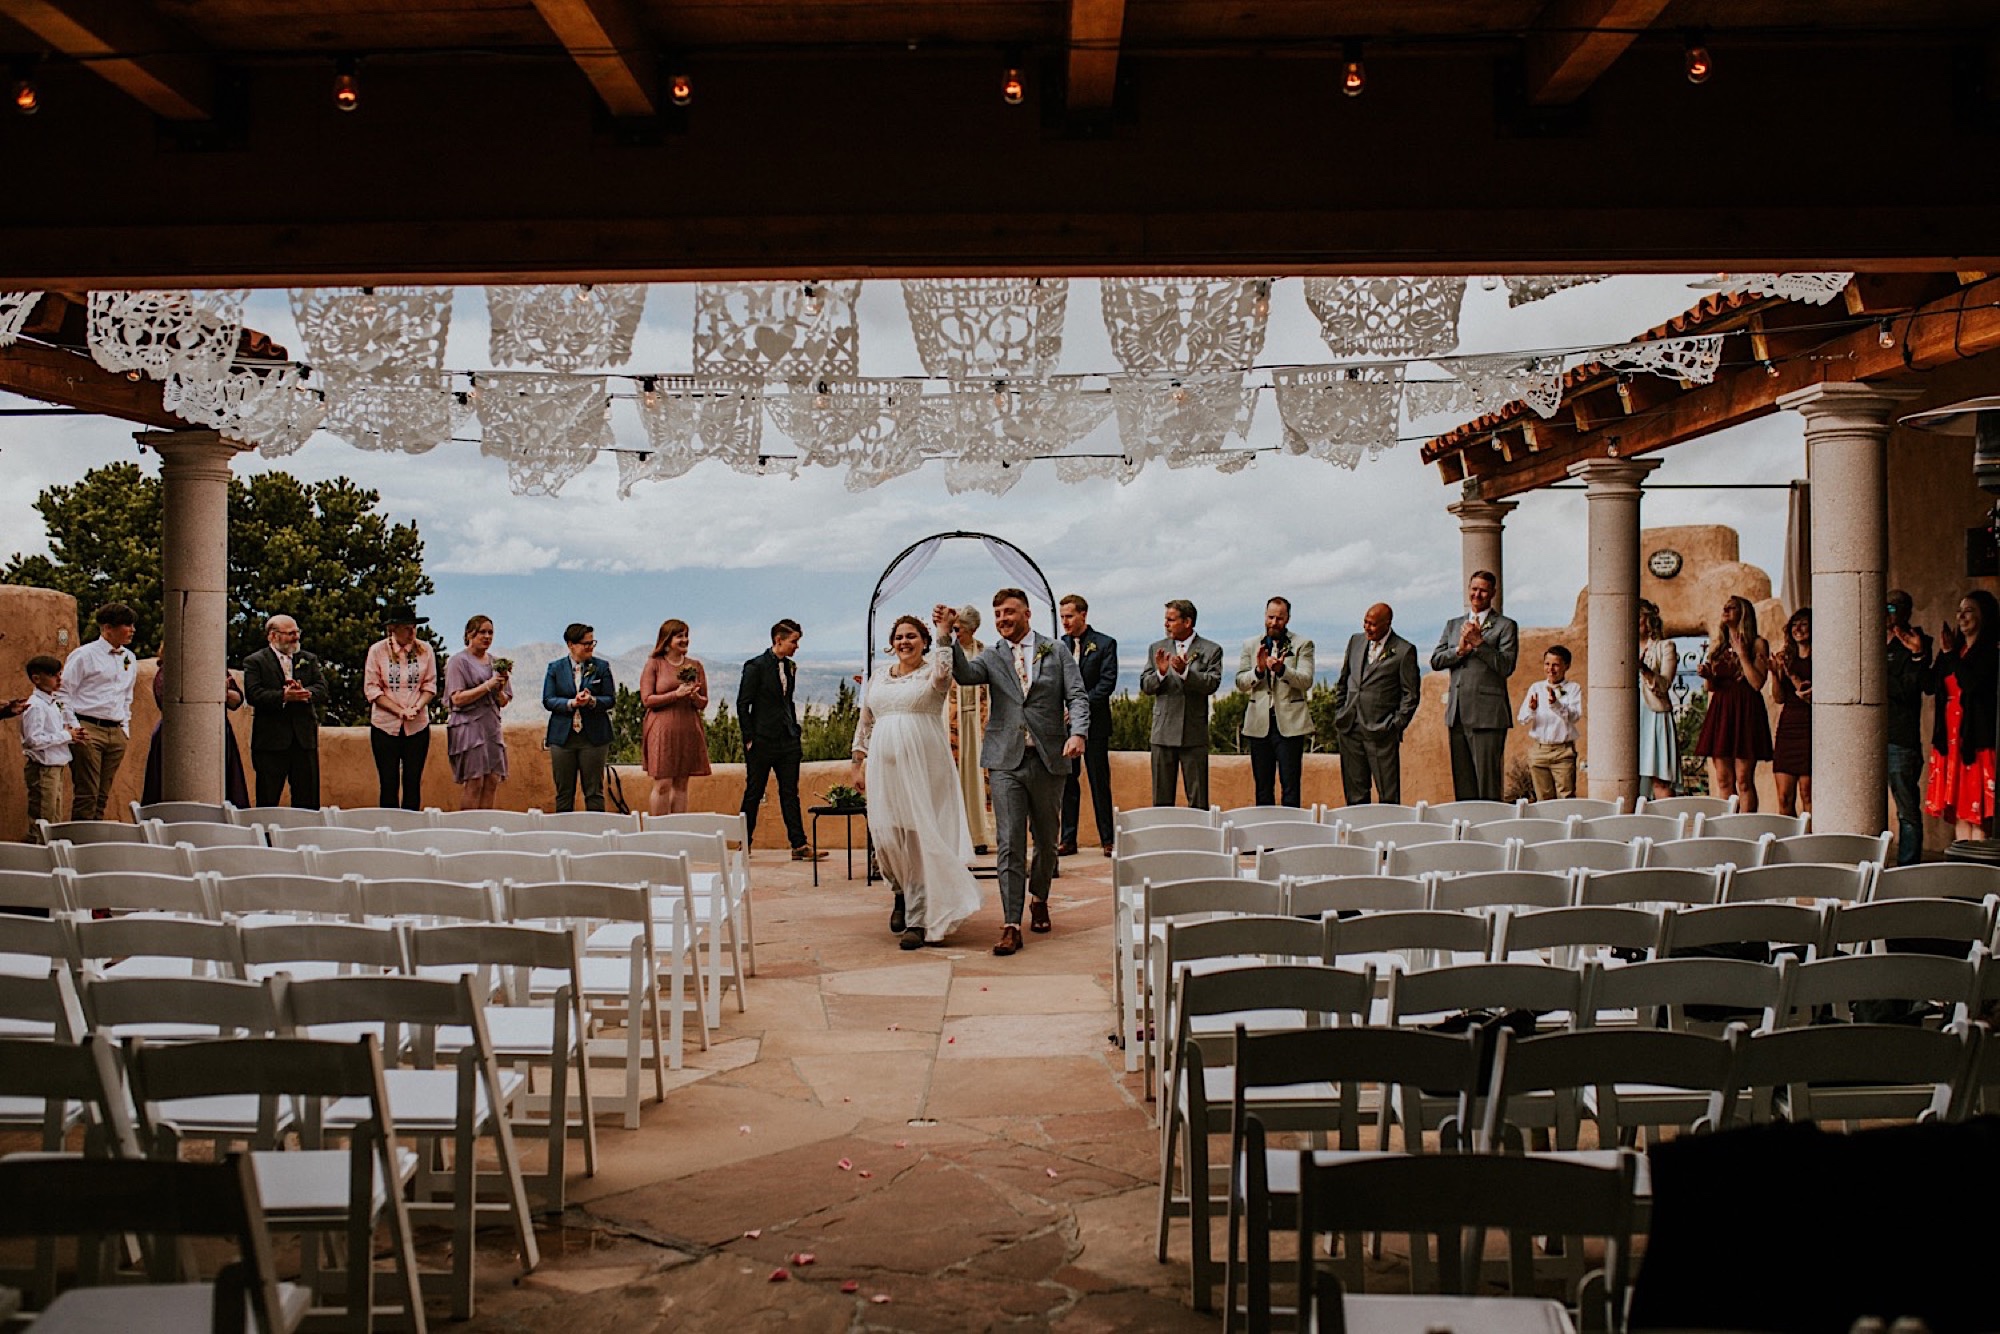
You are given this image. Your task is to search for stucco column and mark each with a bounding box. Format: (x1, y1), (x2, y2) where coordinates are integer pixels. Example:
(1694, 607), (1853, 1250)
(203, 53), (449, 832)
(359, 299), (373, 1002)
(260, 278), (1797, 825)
(1446, 496), (1519, 611)
(1776, 383), (1921, 836)
(1567, 457), (1662, 804)
(140, 429), (244, 805)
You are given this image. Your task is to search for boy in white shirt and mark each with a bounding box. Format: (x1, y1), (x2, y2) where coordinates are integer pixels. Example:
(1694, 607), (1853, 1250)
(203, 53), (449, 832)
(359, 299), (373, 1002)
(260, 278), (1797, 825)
(20, 654), (83, 841)
(1518, 644), (1583, 800)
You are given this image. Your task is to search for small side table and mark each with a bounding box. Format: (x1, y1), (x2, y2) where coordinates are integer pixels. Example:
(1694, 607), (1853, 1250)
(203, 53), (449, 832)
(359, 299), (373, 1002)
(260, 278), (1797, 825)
(809, 804), (870, 885)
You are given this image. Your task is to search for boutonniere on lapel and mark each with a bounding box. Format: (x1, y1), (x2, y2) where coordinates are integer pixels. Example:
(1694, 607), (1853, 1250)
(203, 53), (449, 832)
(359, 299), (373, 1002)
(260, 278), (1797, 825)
(1083, 642), (1098, 656)
(1034, 641), (1053, 664)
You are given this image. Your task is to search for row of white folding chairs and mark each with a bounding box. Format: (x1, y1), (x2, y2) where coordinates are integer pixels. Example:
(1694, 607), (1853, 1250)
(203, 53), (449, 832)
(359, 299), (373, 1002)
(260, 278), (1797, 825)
(124, 801), (665, 835)
(1114, 793), (1744, 840)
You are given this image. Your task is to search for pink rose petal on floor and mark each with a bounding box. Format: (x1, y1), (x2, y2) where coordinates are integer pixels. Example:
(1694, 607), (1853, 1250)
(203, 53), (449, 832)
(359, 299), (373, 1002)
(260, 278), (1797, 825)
(947, 1036), (956, 1044)
(743, 1229), (762, 1239)
(1046, 1168), (1060, 1179)
(893, 1140), (908, 1149)
(887, 1023), (900, 1031)
(840, 1280), (859, 1294)
(768, 1268), (790, 1282)
(790, 1252), (816, 1266)
(979, 986), (988, 992)
(871, 1294), (892, 1304)
(857, 1170), (873, 1179)
(837, 1158), (853, 1171)
(738, 1125), (752, 1135)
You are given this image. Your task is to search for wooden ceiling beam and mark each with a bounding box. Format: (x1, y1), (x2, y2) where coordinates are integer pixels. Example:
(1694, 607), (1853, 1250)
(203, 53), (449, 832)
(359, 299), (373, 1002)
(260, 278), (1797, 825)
(1522, 0), (1673, 106)
(0, 0), (212, 120)
(1065, 0), (1125, 114)
(528, 0), (656, 118)
(0, 341), (179, 427)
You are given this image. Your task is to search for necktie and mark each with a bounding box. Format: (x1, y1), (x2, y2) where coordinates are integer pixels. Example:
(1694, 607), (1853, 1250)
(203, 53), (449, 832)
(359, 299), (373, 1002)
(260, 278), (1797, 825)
(1366, 639), (1381, 667)
(1013, 641), (1030, 694)
(783, 659), (795, 701)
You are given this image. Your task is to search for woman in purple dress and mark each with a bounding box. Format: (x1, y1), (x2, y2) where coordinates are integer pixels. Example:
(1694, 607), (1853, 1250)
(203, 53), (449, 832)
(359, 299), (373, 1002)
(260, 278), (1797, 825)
(445, 614), (512, 810)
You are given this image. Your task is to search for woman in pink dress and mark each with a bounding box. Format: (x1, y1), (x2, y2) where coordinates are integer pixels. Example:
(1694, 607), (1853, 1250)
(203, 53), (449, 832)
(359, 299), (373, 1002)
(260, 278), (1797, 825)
(640, 618), (711, 815)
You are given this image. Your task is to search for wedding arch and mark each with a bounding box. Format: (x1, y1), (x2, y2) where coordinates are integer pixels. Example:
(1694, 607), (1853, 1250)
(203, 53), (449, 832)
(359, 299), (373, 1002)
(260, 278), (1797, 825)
(864, 531), (1057, 671)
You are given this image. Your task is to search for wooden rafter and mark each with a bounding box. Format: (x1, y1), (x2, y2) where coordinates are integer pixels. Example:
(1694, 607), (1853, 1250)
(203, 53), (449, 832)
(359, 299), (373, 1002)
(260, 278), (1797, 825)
(0, 0), (212, 120)
(1522, 0), (1672, 106)
(1065, 0), (1125, 113)
(529, 0), (656, 118)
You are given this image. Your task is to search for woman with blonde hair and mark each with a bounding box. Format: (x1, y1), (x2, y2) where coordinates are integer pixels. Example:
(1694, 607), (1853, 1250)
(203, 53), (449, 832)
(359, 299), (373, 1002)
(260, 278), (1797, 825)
(1636, 600), (1678, 801)
(445, 614), (511, 810)
(1691, 595), (1772, 810)
(852, 613), (981, 949)
(640, 617), (711, 816)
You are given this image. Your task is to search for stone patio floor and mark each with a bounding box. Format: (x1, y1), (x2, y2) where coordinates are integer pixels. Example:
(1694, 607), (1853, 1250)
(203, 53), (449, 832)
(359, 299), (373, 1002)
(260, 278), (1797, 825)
(462, 844), (1221, 1333)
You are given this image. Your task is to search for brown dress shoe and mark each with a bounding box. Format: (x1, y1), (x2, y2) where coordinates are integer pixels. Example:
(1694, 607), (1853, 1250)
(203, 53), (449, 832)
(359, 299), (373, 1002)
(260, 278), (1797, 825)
(791, 845), (828, 862)
(993, 924), (1023, 956)
(1056, 840), (1078, 856)
(1028, 897), (1051, 933)
(1100, 844), (1114, 857)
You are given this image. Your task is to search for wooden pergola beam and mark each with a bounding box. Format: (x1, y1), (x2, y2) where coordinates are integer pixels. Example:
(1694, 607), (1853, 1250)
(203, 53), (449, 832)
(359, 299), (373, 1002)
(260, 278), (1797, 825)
(0, 341), (180, 427)
(1066, 0), (1125, 113)
(0, 0), (212, 120)
(1522, 0), (1673, 106)
(529, 0), (656, 118)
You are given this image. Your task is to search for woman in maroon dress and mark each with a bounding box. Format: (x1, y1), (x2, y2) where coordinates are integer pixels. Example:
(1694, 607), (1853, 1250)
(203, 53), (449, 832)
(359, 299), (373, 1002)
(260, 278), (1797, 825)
(1692, 595), (1772, 812)
(1770, 608), (1812, 819)
(640, 618), (711, 816)
(141, 650), (250, 808)
(1925, 590), (2000, 843)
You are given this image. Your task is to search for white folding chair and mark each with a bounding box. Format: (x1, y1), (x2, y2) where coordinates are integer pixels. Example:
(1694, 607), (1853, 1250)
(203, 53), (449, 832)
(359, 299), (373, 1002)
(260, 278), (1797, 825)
(1324, 802), (1425, 830)
(1495, 905), (1661, 965)
(432, 808), (544, 833)
(183, 845), (312, 879)
(1140, 878), (1289, 1099)
(0, 966), (87, 1042)
(1429, 870), (1571, 913)
(269, 825), (381, 853)
(305, 847), (439, 881)
(1149, 913), (1327, 1099)
(73, 915), (243, 980)
(1873, 861), (2000, 902)
(1253, 843), (1382, 882)
(1699, 811), (1809, 840)
(1329, 909), (1492, 981)
(0, 843), (60, 874)
(0, 911), (74, 980)
(239, 806), (330, 831)
(134, 800), (237, 826)
(0, 867), (72, 918)
(1112, 850), (1241, 1072)
(1516, 838), (1643, 875)
(1724, 862), (1871, 905)
(1348, 820), (1461, 850)
(63, 869), (213, 918)
(39, 820), (147, 848)
(237, 919), (407, 984)
(564, 849), (716, 1045)
(1764, 832), (1891, 867)
(1783, 952), (1981, 1028)
(636, 812), (757, 977)
(84, 975), (291, 1143)
(1634, 793), (1737, 820)
(1385, 840), (1509, 879)
(56, 841), (193, 877)
(1660, 901), (1831, 963)
(1220, 805), (1322, 829)
(1227, 821), (1337, 855)
(1577, 813), (1689, 843)
(358, 877), (500, 925)
(1830, 896), (1998, 957)
(207, 873), (361, 925)
(1520, 797), (1625, 821)
(1115, 805), (1223, 838)
(325, 805), (438, 833)
(1641, 836), (1767, 871)
(493, 829), (616, 855)
(1586, 955), (1794, 1033)
(1425, 799), (1523, 824)
(1285, 874), (1429, 918)
(537, 810), (640, 836)
(1466, 817), (1572, 845)
(1737, 1020), (1982, 1125)
(383, 826), (499, 855)
(1120, 825), (1230, 858)
(618, 830), (749, 1015)
(434, 849), (559, 888)
(150, 820), (265, 850)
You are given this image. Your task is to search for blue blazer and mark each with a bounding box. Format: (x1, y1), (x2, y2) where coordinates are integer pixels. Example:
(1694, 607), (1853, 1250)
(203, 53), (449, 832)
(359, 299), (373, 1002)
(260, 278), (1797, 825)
(543, 655), (615, 747)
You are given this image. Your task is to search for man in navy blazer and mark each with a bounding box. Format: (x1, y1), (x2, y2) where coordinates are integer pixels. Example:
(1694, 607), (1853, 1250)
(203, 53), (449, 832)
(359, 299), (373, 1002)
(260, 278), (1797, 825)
(1057, 593), (1118, 856)
(543, 621), (615, 813)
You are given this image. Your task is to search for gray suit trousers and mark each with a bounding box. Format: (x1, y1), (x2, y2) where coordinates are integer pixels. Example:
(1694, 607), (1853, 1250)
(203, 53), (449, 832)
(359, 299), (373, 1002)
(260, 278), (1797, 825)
(1338, 728), (1403, 805)
(1448, 724), (1508, 802)
(1151, 743), (1209, 810)
(990, 749), (1063, 925)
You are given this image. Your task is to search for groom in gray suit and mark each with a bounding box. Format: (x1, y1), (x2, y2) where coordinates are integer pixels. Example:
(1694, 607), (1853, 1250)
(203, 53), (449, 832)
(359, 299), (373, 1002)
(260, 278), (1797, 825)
(942, 591), (1089, 957)
(1429, 570), (1520, 801)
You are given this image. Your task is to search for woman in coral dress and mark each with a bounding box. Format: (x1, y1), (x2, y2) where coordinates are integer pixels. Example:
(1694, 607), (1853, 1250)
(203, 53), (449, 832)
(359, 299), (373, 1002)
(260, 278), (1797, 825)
(1691, 594), (1772, 811)
(1925, 590), (2000, 843)
(851, 614), (981, 951)
(641, 618), (712, 817)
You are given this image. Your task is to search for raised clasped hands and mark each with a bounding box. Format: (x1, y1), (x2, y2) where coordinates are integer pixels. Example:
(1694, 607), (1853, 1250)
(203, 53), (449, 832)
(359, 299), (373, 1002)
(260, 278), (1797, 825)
(1154, 646), (1172, 674)
(1061, 735), (1086, 759)
(1458, 621), (1483, 655)
(932, 603), (957, 634)
(282, 678), (310, 702)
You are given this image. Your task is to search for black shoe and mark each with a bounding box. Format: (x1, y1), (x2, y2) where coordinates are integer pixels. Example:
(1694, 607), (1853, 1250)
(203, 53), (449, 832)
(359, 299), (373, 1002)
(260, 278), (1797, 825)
(1029, 897), (1051, 934)
(889, 892), (906, 935)
(899, 929), (925, 951)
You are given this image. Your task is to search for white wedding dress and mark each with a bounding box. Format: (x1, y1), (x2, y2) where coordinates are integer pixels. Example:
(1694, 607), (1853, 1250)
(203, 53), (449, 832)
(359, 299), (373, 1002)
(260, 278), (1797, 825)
(853, 650), (981, 941)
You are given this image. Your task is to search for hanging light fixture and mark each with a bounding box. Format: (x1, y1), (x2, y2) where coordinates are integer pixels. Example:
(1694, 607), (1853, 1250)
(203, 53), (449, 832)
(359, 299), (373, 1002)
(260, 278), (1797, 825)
(669, 71), (692, 106)
(1878, 318), (1897, 349)
(1683, 32), (1712, 84)
(332, 56), (360, 112)
(1341, 41), (1366, 97)
(1001, 64), (1024, 105)
(10, 60), (37, 116)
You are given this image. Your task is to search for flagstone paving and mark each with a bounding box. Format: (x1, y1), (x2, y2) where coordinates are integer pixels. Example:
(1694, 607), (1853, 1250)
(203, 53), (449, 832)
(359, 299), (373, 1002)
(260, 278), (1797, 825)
(461, 847), (1220, 1332)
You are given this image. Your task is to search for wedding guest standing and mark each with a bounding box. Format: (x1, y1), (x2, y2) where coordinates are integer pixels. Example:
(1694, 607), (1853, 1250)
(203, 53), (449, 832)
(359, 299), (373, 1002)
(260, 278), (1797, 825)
(1692, 595), (1772, 812)
(1517, 645), (1582, 800)
(1139, 600), (1224, 809)
(1637, 600), (1680, 802)
(1236, 596), (1316, 808)
(1770, 608), (1813, 819)
(738, 619), (823, 859)
(1333, 603), (1421, 806)
(1886, 590), (1934, 865)
(543, 623), (614, 814)
(140, 647), (248, 808)
(445, 614), (512, 811)
(363, 606), (437, 811)
(20, 655), (80, 839)
(1430, 572), (1519, 802)
(951, 605), (993, 855)
(641, 618), (711, 816)
(62, 602), (138, 821)
(1926, 590), (2000, 844)
(243, 614), (327, 809)
(1058, 594), (1117, 855)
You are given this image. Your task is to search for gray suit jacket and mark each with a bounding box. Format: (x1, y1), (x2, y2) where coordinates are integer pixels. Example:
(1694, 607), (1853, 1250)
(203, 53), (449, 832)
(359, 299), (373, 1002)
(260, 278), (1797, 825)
(1333, 631), (1421, 738)
(1139, 634), (1224, 748)
(1430, 612), (1520, 731)
(951, 633), (1089, 775)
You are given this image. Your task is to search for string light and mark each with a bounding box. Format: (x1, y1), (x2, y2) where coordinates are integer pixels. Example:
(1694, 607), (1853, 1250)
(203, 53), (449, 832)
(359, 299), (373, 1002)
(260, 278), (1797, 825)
(669, 72), (692, 106)
(640, 375), (659, 410)
(1763, 359), (1780, 378)
(11, 61), (38, 116)
(333, 57), (360, 112)
(1683, 32), (1711, 84)
(1341, 41), (1366, 97)
(1878, 318), (1896, 349)
(1253, 280), (1272, 320)
(800, 282), (824, 319)
(1001, 66), (1025, 105)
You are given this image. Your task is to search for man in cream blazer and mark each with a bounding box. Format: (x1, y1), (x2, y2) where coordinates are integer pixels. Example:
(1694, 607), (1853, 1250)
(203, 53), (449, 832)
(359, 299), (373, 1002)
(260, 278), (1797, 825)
(1235, 596), (1316, 808)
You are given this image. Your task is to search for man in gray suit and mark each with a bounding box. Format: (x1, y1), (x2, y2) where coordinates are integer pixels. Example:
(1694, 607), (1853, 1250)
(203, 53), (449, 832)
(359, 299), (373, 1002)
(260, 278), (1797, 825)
(1332, 602), (1422, 805)
(1139, 599), (1224, 809)
(1429, 570), (1520, 801)
(942, 590), (1089, 957)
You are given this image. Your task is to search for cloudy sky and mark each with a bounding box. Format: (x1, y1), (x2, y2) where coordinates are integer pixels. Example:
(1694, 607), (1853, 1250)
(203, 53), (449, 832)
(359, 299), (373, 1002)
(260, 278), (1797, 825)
(0, 276), (1804, 692)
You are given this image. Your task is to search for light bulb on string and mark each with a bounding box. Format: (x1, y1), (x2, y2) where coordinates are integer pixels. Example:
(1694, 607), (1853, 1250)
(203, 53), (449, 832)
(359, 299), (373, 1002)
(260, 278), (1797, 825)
(1253, 280), (1272, 320)
(669, 72), (692, 106)
(1168, 380), (1190, 406)
(1341, 41), (1365, 98)
(1763, 359), (1780, 379)
(11, 62), (38, 116)
(1878, 318), (1896, 349)
(576, 283), (595, 304)
(1480, 275), (1500, 292)
(333, 56), (361, 112)
(800, 282), (824, 319)
(640, 376), (659, 410)
(1001, 67), (1025, 105)
(1683, 33), (1711, 84)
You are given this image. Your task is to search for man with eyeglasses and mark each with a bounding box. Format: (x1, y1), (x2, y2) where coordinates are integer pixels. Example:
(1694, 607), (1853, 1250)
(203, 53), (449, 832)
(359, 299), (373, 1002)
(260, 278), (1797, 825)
(243, 613), (329, 809)
(543, 622), (616, 813)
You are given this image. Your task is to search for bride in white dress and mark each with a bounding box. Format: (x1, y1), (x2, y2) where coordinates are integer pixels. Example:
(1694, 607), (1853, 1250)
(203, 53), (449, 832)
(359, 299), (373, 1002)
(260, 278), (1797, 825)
(851, 614), (983, 949)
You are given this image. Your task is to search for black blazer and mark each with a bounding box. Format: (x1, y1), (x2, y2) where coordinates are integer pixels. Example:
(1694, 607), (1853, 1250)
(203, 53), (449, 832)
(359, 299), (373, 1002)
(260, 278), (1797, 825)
(1933, 640), (1998, 755)
(242, 645), (328, 751)
(1062, 628), (1118, 739)
(737, 650), (802, 752)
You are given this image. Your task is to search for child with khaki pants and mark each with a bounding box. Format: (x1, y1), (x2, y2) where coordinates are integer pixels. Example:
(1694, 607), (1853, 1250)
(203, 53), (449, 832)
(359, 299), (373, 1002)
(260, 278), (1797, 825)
(1517, 645), (1583, 801)
(20, 655), (82, 841)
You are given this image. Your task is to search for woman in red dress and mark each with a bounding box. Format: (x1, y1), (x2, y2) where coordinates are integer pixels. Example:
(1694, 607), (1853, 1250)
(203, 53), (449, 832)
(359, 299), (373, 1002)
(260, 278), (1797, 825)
(1692, 595), (1773, 811)
(1924, 590), (2000, 843)
(640, 618), (712, 816)
(1770, 608), (1813, 819)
